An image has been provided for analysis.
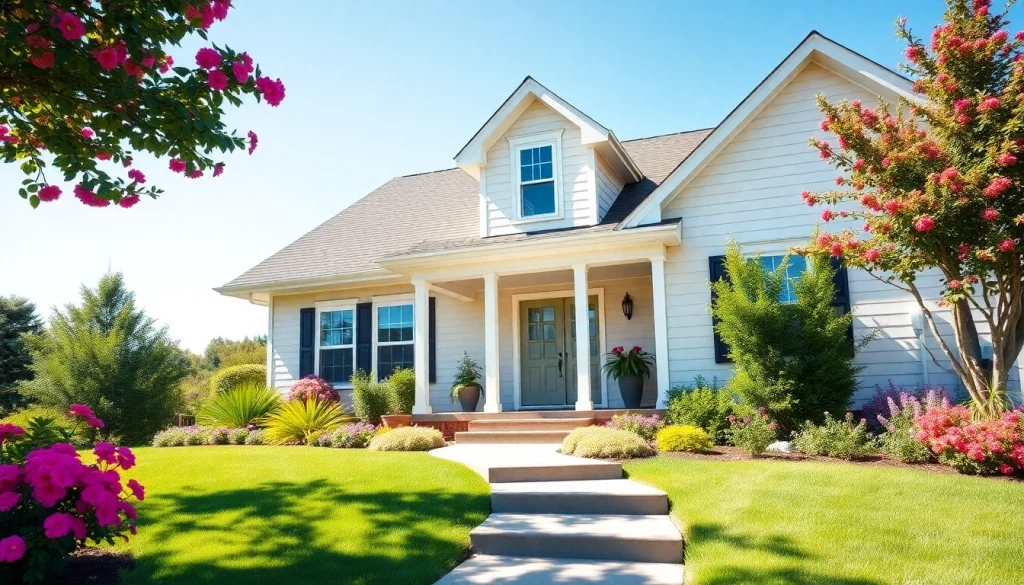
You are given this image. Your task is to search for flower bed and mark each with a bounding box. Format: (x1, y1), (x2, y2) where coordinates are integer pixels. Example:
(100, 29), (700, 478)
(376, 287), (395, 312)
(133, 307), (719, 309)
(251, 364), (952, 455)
(152, 425), (265, 447)
(916, 406), (1024, 475)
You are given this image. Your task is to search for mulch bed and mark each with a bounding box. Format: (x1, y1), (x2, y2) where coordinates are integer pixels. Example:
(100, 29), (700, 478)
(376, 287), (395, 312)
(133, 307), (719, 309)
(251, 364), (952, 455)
(654, 445), (1023, 482)
(41, 548), (134, 585)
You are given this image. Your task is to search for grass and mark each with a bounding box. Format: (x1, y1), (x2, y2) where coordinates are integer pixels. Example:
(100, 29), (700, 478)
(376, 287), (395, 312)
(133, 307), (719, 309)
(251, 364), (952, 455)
(115, 446), (490, 585)
(624, 457), (1024, 585)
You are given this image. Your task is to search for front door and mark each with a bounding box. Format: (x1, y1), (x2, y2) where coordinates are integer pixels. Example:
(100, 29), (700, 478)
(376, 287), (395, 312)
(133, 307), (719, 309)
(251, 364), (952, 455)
(520, 296), (600, 407)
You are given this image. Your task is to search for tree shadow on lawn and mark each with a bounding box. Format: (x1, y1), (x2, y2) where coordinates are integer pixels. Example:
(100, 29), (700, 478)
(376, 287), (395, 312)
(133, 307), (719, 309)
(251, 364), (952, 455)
(686, 522), (885, 585)
(123, 478), (489, 585)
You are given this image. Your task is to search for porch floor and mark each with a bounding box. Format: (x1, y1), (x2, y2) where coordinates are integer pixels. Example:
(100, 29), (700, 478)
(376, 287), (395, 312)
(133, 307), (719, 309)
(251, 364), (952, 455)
(414, 408), (665, 441)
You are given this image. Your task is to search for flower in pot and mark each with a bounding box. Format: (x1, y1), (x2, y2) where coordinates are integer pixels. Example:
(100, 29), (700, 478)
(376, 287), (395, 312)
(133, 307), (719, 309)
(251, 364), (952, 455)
(602, 345), (654, 409)
(451, 352), (483, 412)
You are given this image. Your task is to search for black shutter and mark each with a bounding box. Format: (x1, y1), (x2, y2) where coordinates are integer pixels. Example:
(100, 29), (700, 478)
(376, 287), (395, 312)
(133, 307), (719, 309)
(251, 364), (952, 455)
(709, 255), (732, 364)
(299, 308), (315, 378)
(830, 258), (854, 340)
(428, 297), (437, 383)
(356, 302), (372, 374)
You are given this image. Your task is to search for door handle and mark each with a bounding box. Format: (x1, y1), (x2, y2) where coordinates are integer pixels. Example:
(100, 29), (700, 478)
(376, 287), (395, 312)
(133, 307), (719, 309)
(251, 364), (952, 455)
(557, 353), (563, 377)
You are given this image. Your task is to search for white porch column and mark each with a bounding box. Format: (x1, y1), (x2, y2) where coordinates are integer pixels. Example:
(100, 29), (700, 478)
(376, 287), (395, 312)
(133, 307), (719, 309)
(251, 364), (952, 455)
(412, 279), (432, 415)
(650, 254), (671, 408)
(483, 272), (503, 413)
(572, 264), (594, 411)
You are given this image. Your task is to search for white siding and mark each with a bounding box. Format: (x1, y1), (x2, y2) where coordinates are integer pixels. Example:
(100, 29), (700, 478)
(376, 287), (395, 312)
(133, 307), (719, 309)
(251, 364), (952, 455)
(595, 150), (625, 222)
(660, 63), (1020, 405)
(484, 99), (596, 236)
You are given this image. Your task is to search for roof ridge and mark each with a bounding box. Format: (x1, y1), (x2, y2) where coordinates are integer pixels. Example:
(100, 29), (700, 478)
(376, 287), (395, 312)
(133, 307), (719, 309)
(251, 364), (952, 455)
(620, 127), (715, 143)
(399, 166), (461, 178)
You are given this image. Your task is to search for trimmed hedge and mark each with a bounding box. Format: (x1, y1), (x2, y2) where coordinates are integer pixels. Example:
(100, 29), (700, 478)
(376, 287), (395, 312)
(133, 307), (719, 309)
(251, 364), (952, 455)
(657, 425), (713, 452)
(561, 426), (654, 459)
(367, 426), (445, 451)
(209, 364), (267, 394)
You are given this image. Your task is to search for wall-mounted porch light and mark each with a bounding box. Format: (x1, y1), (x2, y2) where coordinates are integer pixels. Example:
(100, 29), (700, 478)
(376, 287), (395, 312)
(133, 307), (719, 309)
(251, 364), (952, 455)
(622, 293), (633, 321)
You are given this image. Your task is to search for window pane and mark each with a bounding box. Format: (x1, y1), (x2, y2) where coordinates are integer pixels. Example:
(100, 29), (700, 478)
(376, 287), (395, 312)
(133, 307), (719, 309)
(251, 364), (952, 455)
(522, 181), (556, 217)
(538, 162), (553, 180)
(321, 309), (353, 348)
(537, 145), (551, 163)
(319, 348), (353, 384)
(377, 343), (414, 380)
(401, 304), (413, 326)
(521, 148), (533, 166)
(521, 166), (533, 183)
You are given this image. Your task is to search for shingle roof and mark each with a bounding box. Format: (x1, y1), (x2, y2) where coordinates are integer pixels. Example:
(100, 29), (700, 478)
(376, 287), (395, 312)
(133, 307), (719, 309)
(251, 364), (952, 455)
(220, 128), (713, 290)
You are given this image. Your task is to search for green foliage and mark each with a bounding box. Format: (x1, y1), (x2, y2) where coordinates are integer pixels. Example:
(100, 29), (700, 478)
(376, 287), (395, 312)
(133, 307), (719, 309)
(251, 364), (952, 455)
(450, 352), (482, 401)
(0, 295), (42, 414)
(19, 273), (189, 445)
(729, 410), (779, 456)
(197, 383), (280, 429)
(601, 346), (654, 380)
(152, 425), (254, 447)
(793, 413), (877, 460)
(880, 425), (932, 464)
(665, 375), (734, 444)
(352, 370), (390, 423)
(560, 426), (655, 459)
(209, 363), (267, 394)
(657, 425), (714, 452)
(179, 371), (214, 415)
(203, 336), (266, 370)
(1, 406), (90, 447)
(262, 398), (350, 445)
(2, 2), (280, 207)
(386, 368), (416, 415)
(711, 241), (859, 432)
(367, 426), (445, 451)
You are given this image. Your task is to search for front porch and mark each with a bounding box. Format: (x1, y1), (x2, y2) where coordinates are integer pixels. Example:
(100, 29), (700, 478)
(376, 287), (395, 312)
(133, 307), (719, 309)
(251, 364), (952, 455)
(414, 408), (666, 440)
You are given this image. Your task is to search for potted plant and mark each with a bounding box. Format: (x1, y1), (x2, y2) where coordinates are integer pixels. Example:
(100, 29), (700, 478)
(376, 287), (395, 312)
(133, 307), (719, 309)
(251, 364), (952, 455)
(602, 345), (654, 409)
(381, 368), (415, 428)
(451, 352), (483, 412)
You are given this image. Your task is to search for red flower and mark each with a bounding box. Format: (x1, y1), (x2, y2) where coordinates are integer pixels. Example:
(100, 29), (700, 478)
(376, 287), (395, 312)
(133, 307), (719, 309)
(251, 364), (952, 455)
(861, 248), (881, 262)
(998, 238), (1015, 253)
(914, 215), (935, 232)
(38, 185), (61, 202)
(821, 209), (834, 222)
(611, 346), (624, 354)
(996, 152), (1017, 167)
(982, 208), (999, 221)
(55, 12), (85, 41)
(983, 176), (1011, 198)
(169, 159), (186, 173)
(630, 346), (642, 354)
(30, 51), (54, 69)
(801, 191), (817, 206)
(977, 96), (1000, 112)
(829, 242), (844, 257)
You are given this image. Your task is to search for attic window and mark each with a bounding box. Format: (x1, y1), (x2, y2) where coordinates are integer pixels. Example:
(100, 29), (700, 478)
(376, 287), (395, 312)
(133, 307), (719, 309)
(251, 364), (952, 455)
(508, 130), (563, 222)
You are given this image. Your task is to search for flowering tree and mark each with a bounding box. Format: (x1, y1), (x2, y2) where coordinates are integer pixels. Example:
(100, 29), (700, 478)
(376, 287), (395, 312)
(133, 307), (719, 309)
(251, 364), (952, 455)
(0, 405), (144, 582)
(802, 0), (1024, 416)
(1, 1), (284, 209)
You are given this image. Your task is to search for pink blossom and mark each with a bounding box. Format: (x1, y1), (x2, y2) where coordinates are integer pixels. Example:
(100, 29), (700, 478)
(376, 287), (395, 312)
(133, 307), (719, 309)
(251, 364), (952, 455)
(195, 47), (222, 70)
(123, 58), (144, 78)
(998, 238), (1015, 252)
(141, 54), (157, 69)
(983, 208), (999, 221)
(27, 34), (52, 49)
(819, 117), (832, 131)
(0, 465), (20, 491)
(247, 130), (258, 154)
(904, 45), (923, 63)
(69, 404), (95, 419)
(44, 513), (75, 539)
(30, 51), (55, 69)
(996, 152), (1017, 166)
(207, 69), (228, 91)
(0, 491), (19, 512)
(38, 185), (61, 202)
(977, 96), (1000, 112)
(71, 518), (87, 540)
(120, 501), (138, 520)
(94, 442), (117, 465)
(86, 417), (105, 428)
(127, 478), (145, 501)
(948, 279), (962, 289)
(829, 242), (844, 257)
(159, 55), (174, 74)
(983, 176), (1011, 198)
(801, 190), (817, 206)
(26, 23), (39, 34)
(213, 163), (225, 177)
(821, 209), (835, 222)
(73, 186), (108, 207)
(33, 482), (67, 507)
(939, 167), (959, 183)
(116, 447), (136, 470)
(0, 535), (26, 563)
(1000, 463), (1014, 475)
(188, 170), (204, 179)
(56, 12), (86, 41)
(94, 46), (121, 70)
(954, 98), (971, 112)
(256, 76), (286, 106)
(852, 158), (865, 171)
(0, 424), (25, 443)
(914, 215), (935, 232)
(232, 60), (251, 83)
(80, 128), (94, 139)
(96, 151), (111, 161)
(862, 248), (881, 262)
(127, 169), (146, 184)
(169, 159), (186, 173)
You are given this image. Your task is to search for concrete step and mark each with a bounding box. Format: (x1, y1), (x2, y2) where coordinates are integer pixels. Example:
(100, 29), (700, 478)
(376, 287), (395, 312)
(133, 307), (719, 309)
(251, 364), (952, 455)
(468, 418), (594, 432)
(430, 444), (623, 483)
(433, 554), (684, 585)
(455, 430), (571, 445)
(470, 514), (683, 564)
(490, 479), (668, 515)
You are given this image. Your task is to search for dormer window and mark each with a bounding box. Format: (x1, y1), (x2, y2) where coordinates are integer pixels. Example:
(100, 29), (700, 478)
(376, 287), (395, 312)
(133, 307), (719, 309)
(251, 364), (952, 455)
(508, 130), (563, 222)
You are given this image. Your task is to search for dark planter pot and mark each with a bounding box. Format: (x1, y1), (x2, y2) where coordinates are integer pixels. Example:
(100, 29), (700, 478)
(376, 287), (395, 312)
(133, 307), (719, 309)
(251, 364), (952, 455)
(381, 414), (413, 429)
(457, 384), (481, 412)
(617, 375), (644, 409)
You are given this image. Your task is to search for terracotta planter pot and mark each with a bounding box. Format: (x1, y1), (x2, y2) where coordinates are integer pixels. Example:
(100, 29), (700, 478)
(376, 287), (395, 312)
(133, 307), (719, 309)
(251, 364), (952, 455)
(456, 384), (481, 412)
(381, 414), (413, 428)
(618, 375), (644, 409)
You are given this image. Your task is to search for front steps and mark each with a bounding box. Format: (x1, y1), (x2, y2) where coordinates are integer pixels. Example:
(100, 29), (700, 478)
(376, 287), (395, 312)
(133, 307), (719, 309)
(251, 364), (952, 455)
(454, 416), (593, 445)
(470, 513), (683, 564)
(490, 479), (669, 515)
(433, 554), (684, 585)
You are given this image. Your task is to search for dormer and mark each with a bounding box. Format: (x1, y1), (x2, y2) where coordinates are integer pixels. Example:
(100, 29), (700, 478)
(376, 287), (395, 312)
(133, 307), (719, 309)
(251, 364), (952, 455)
(455, 78), (642, 237)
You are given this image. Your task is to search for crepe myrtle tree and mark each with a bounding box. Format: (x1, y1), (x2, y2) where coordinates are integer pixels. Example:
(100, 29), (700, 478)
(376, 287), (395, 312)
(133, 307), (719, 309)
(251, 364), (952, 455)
(800, 0), (1024, 417)
(0, 0), (285, 209)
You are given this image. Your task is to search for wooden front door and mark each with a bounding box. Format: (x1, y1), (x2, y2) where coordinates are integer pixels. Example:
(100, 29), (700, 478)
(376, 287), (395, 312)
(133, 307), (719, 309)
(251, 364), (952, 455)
(520, 296), (600, 407)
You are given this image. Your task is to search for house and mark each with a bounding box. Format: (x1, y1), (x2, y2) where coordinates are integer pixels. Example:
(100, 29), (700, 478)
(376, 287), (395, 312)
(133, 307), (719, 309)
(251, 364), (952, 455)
(216, 31), (1021, 419)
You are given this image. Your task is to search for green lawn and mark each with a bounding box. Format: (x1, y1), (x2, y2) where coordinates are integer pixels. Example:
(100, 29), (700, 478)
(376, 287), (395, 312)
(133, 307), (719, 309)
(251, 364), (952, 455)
(116, 446), (490, 585)
(624, 457), (1024, 585)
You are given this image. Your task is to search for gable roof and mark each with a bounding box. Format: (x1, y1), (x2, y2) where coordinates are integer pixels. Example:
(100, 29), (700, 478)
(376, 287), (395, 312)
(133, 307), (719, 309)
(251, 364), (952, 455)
(619, 31), (918, 228)
(455, 76), (642, 183)
(217, 129), (709, 295)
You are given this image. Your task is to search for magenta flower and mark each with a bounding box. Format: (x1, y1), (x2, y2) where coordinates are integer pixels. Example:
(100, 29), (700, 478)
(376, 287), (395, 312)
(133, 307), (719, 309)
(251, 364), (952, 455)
(195, 47), (222, 70)
(247, 130), (258, 154)
(56, 12), (86, 40)
(0, 491), (20, 512)
(127, 478), (145, 501)
(117, 196), (140, 210)
(169, 159), (186, 173)
(0, 535), (26, 563)
(255, 76), (286, 106)
(127, 169), (146, 184)
(207, 69), (229, 91)
(44, 513), (76, 539)
(69, 404), (95, 419)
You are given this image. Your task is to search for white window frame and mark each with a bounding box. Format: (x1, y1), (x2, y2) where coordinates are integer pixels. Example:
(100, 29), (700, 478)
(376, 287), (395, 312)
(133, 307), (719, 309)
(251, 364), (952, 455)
(508, 129), (564, 223)
(314, 299), (358, 389)
(371, 293), (415, 379)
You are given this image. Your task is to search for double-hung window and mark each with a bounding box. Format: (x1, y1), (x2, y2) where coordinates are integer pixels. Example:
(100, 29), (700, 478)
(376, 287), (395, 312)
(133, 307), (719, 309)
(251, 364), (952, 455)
(375, 301), (414, 379)
(757, 255), (808, 304)
(315, 301), (355, 386)
(509, 130), (562, 221)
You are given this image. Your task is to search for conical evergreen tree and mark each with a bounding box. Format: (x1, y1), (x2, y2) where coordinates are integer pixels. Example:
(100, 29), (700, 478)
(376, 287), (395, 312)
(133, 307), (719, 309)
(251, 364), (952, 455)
(0, 295), (42, 413)
(21, 273), (188, 445)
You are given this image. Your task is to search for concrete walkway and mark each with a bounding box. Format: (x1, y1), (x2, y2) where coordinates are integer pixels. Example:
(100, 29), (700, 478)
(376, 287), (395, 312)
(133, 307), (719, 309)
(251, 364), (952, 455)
(430, 444), (684, 585)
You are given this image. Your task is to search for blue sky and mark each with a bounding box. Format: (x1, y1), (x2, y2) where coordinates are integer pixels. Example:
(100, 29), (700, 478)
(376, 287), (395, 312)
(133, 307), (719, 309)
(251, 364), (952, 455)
(0, 0), (1005, 352)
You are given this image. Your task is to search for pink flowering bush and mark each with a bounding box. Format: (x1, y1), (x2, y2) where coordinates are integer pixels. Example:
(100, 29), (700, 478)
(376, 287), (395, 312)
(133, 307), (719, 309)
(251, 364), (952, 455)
(861, 381), (950, 431)
(605, 412), (663, 443)
(287, 376), (338, 403)
(0, 405), (144, 582)
(916, 405), (1024, 475)
(728, 408), (779, 456)
(876, 388), (949, 463)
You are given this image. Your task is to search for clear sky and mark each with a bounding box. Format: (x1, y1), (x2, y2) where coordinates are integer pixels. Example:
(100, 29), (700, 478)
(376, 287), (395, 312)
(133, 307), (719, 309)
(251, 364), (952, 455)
(1, 0), (1011, 352)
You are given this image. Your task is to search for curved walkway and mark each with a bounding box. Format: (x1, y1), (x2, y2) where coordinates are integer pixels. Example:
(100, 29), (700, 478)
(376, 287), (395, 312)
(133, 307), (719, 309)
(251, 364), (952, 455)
(430, 444), (684, 585)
